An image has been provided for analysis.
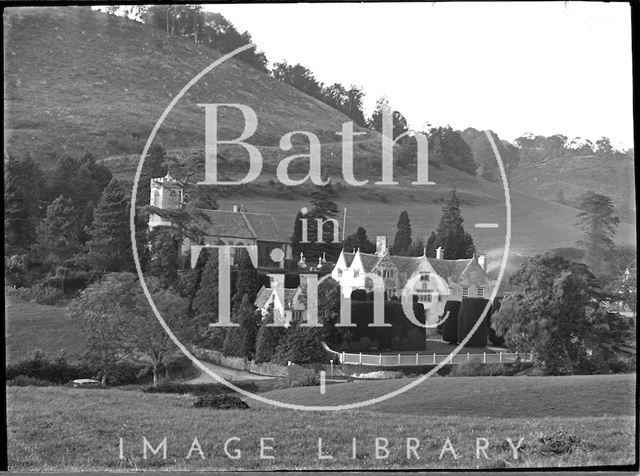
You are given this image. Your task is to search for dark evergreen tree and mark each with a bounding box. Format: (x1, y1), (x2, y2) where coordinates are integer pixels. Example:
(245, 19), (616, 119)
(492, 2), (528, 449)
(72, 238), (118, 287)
(148, 227), (179, 288)
(178, 247), (210, 306)
(222, 294), (254, 357)
(343, 226), (376, 253)
(272, 322), (326, 365)
(35, 196), (81, 270)
(392, 211), (412, 256)
(4, 154), (43, 253)
(576, 192), (620, 276)
(87, 178), (132, 273)
(192, 249), (218, 321)
(427, 190), (476, 259)
(290, 209), (304, 258)
(233, 247), (258, 306)
(254, 305), (283, 363)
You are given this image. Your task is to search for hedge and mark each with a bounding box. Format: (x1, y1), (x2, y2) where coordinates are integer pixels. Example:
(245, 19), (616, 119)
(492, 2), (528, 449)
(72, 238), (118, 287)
(457, 297), (490, 347)
(441, 300), (461, 343)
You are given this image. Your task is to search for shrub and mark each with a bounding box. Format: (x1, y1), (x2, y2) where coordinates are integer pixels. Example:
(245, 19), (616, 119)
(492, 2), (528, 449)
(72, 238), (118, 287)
(6, 375), (53, 386)
(286, 364), (318, 387)
(449, 359), (534, 377)
(6, 351), (92, 384)
(5, 284), (65, 305)
(193, 394), (249, 409)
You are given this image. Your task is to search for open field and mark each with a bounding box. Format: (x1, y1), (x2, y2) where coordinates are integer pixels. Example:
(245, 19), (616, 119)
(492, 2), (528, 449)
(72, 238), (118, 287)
(5, 296), (84, 364)
(256, 374), (636, 417)
(7, 381), (636, 471)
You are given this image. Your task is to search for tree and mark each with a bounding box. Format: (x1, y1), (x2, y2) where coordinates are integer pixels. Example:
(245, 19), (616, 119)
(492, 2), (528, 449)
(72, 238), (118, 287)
(233, 248), (258, 306)
(343, 227), (376, 253)
(35, 196), (81, 271)
(426, 190), (476, 259)
(429, 126), (476, 175)
(391, 211), (412, 255)
(191, 249), (222, 342)
(222, 294), (254, 357)
(368, 97), (409, 140)
(147, 227), (180, 288)
(271, 61), (324, 100)
(272, 322), (326, 365)
(68, 273), (138, 385)
(254, 305), (283, 363)
(576, 192), (620, 276)
(301, 182), (341, 261)
(492, 253), (633, 374)
(4, 154), (43, 253)
(130, 285), (190, 386)
(87, 178), (133, 273)
(290, 209), (305, 258)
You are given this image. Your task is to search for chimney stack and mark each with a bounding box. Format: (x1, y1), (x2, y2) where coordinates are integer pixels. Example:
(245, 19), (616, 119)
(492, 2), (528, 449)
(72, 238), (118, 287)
(376, 236), (388, 255)
(436, 246), (444, 260)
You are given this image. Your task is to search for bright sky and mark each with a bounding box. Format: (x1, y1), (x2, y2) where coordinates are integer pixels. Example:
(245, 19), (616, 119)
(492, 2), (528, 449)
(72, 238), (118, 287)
(207, 2), (633, 150)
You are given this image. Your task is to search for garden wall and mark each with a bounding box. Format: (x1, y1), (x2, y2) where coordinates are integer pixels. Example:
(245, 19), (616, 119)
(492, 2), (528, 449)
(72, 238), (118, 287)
(189, 346), (288, 377)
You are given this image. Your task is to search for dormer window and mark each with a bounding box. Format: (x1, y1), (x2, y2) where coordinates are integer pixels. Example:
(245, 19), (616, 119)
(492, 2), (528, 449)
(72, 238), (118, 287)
(420, 273), (430, 282)
(353, 269), (360, 278)
(337, 269), (343, 278)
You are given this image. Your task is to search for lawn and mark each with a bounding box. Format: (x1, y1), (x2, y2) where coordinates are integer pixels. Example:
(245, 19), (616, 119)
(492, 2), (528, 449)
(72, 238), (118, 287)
(5, 296), (85, 364)
(255, 374), (636, 417)
(7, 381), (636, 471)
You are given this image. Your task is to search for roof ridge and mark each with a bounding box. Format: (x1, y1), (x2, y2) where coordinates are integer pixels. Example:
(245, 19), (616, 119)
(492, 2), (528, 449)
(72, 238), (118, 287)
(239, 211), (258, 240)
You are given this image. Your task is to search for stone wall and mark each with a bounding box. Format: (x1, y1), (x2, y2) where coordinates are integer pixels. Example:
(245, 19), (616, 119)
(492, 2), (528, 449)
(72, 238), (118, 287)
(189, 346), (288, 377)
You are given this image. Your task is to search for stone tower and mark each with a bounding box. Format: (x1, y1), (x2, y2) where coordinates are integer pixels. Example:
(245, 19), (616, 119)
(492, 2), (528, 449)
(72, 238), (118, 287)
(148, 172), (183, 230)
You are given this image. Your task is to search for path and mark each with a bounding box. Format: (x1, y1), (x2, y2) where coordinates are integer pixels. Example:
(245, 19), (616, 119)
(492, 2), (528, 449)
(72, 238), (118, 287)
(186, 359), (276, 384)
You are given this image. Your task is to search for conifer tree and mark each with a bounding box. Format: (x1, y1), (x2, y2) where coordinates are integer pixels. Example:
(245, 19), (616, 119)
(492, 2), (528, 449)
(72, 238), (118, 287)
(576, 192), (620, 276)
(87, 178), (133, 273)
(192, 249), (218, 322)
(222, 294), (254, 357)
(392, 210), (412, 256)
(290, 210), (304, 257)
(4, 154), (43, 252)
(427, 190), (476, 259)
(343, 227), (376, 253)
(148, 227), (179, 288)
(255, 305), (283, 363)
(233, 248), (258, 306)
(36, 195), (81, 270)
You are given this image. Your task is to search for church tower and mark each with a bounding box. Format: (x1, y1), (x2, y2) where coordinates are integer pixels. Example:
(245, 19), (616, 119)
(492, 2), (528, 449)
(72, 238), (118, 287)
(148, 172), (183, 230)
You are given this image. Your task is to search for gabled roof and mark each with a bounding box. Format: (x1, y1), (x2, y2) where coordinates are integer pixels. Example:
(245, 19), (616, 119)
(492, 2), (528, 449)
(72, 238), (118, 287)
(342, 251), (478, 280)
(197, 209), (287, 243)
(255, 286), (301, 310)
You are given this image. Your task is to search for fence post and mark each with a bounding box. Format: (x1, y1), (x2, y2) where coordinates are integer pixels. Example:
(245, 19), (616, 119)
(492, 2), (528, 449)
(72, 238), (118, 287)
(483, 352), (486, 364)
(342, 351), (345, 363)
(466, 352), (470, 361)
(416, 353), (419, 365)
(433, 353), (436, 364)
(397, 354), (401, 365)
(359, 352), (362, 364)
(499, 352), (503, 363)
(379, 354), (382, 365)
(530, 352), (534, 362)
(515, 351), (518, 360)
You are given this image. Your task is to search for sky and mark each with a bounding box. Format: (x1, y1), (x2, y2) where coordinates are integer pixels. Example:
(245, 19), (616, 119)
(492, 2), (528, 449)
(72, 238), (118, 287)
(206, 2), (633, 150)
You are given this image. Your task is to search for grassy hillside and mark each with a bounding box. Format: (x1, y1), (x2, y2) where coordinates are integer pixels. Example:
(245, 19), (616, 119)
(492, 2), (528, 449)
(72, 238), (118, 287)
(4, 7), (634, 260)
(3, 7), (375, 164)
(509, 154), (636, 222)
(7, 384), (636, 470)
(5, 296), (85, 364)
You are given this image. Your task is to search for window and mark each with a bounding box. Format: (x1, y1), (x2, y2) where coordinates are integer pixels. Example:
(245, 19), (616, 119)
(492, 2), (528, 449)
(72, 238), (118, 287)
(426, 293), (432, 302)
(152, 190), (160, 206)
(382, 269), (394, 279)
(353, 269), (360, 278)
(462, 287), (469, 298)
(292, 310), (304, 321)
(477, 287), (485, 298)
(420, 273), (430, 282)
(337, 269), (343, 278)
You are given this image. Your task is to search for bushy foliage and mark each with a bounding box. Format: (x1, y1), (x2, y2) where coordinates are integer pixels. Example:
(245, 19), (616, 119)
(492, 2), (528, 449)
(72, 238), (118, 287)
(449, 359), (533, 377)
(272, 323), (327, 365)
(6, 375), (53, 386)
(6, 351), (92, 384)
(193, 394), (250, 409)
(285, 364), (319, 387)
(426, 190), (476, 259)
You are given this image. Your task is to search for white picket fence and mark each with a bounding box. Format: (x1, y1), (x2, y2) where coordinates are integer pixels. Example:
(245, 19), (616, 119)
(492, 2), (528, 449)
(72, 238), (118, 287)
(321, 343), (534, 367)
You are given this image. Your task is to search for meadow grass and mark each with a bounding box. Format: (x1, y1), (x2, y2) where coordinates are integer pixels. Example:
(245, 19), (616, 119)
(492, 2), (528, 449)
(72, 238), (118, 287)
(7, 376), (636, 471)
(5, 296), (85, 364)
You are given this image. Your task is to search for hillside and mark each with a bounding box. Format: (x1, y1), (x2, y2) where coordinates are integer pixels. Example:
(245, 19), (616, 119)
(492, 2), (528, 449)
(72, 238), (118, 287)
(4, 7), (635, 260)
(508, 153), (636, 221)
(3, 7), (376, 165)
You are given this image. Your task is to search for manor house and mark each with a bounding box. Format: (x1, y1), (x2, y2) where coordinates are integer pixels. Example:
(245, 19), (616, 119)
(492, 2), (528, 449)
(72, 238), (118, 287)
(331, 237), (495, 325)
